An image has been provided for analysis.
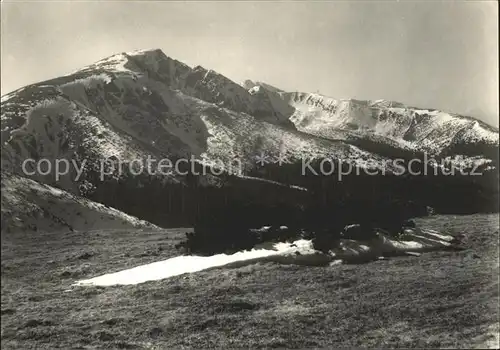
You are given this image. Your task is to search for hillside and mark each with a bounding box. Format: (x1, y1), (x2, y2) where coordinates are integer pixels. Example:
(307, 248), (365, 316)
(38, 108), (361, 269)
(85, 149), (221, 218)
(1, 174), (155, 233)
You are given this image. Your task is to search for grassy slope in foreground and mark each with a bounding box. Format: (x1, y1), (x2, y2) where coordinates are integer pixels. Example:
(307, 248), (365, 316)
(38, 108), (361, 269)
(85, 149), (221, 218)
(1, 214), (499, 349)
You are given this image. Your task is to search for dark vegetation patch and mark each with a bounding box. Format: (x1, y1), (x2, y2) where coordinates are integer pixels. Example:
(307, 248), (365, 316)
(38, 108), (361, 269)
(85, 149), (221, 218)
(81, 155), (499, 255)
(81, 151), (498, 235)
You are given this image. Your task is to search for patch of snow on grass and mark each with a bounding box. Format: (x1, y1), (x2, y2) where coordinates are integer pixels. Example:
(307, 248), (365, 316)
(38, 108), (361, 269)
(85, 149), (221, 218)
(75, 240), (313, 287)
(75, 229), (456, 287)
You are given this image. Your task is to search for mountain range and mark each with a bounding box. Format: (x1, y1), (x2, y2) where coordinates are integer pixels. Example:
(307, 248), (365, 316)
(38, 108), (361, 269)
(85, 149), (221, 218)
(1, 48), (498, 233)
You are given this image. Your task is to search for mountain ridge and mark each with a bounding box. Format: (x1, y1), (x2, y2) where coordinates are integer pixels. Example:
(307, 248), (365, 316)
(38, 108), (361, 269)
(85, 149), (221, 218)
(1, 48), (498, 232)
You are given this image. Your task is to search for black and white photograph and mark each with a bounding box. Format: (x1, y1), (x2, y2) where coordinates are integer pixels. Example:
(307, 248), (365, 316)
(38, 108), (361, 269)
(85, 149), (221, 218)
(1, 0), (499, 348)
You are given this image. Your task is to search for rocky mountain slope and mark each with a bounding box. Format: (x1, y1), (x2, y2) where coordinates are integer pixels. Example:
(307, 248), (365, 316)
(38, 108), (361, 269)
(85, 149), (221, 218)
(1, 49), (397, 188)
(243, 81), (498, 157)
(1, 48), (498, 231)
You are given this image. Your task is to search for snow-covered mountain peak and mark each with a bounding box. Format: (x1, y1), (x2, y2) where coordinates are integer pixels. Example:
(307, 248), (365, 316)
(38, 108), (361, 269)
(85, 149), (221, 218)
(2, 49), (498, 167)
(72, 48), (192, 87)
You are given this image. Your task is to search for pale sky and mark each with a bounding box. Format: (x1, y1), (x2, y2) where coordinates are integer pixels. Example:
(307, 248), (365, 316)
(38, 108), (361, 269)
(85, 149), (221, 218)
(1, 1), (498, 126)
